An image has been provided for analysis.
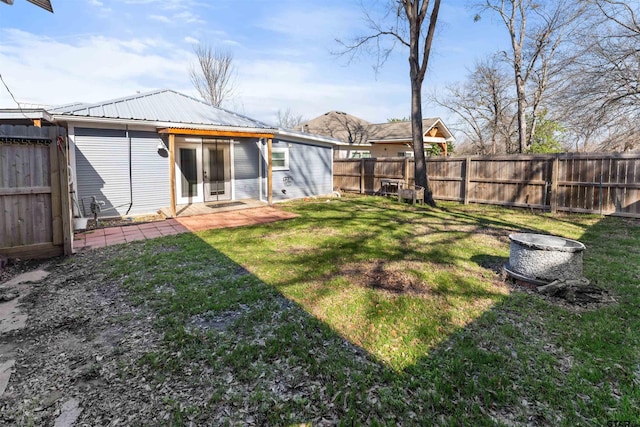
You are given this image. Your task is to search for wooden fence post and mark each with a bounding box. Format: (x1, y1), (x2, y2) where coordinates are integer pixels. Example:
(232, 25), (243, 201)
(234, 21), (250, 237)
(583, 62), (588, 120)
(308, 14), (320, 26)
(49, 129), (63, 246)
(360, 158), (365, 194)
(550, 155), (559, 214)
(403, 157), (410, 187)
(57, 129), (73, 255)
(463, 156), (471, 205)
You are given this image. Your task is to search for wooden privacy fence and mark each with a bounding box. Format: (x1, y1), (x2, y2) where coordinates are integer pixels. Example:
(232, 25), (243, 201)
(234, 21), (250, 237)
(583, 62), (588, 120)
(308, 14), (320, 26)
(0, 125), (73, 259)
(334, 153), (640, 218)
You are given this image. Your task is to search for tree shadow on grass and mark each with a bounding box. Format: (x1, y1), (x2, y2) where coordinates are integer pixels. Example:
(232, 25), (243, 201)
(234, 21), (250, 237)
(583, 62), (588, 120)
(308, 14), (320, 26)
(100, 200), (638, 425)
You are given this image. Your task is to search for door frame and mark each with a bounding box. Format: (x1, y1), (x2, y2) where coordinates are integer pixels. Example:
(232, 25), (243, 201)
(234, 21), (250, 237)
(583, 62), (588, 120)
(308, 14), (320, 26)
(203, 141), (231, 202)
(174, 139), (235, 205)
(175, 142), (203, 205)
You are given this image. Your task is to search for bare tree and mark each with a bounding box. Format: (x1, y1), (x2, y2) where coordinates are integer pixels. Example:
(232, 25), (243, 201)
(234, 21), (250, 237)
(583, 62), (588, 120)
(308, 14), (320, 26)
(190, 44), (235, 108)
(276, 108), (304, 130)
(478, 0), (586, 153)
(337, 0), (441, 206)
(429, 56), (517, 154)
(552, 0), (639, 151)
(578, 1), (639, 115)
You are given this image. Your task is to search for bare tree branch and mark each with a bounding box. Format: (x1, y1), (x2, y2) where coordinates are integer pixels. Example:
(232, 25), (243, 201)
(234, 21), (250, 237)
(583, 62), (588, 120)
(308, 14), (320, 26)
(189, 44), (236, 108)
(276, 109), (305, 130)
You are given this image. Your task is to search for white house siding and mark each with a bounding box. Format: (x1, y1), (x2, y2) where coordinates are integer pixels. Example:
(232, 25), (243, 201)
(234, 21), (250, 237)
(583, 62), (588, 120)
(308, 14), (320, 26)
(233, 140), (260, 200)
(73, 127), (169, 217)
(270, 139), (333, 202)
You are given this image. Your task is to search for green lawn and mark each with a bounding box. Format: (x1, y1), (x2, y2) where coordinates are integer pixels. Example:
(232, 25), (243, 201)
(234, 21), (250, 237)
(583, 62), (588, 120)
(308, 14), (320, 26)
(109, 196), (640, 425)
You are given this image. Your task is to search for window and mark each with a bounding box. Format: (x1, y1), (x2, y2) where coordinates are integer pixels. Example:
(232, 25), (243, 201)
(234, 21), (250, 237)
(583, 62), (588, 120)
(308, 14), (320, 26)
(351, 151), (371, 159)
(398, 151), (414, 158)
(272, 147), (289, 171)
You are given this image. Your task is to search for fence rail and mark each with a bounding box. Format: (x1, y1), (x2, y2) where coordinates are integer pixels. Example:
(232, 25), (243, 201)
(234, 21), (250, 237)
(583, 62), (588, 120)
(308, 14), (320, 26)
(334, 153), (640, 218)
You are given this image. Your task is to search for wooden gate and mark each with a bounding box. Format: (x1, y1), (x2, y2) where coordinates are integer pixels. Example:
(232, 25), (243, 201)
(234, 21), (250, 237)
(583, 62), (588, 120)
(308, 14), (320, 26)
(0, 125), (72, 259)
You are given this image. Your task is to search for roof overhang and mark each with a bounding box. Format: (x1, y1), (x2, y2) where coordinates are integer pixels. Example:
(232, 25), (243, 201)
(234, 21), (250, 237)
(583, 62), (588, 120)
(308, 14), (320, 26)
(369, 136), (452, 144)
(369, 138), (412, 144)
(0, 109), (55, 128)
(158, 127), (274, 139)
(52, 114), (277, 136)
(0, 109), (54, 122)
(276, 128), (344, 146)
(424, 118), (456, 142)
(1, 0), (53, 12)
(333, 142), (373, 147)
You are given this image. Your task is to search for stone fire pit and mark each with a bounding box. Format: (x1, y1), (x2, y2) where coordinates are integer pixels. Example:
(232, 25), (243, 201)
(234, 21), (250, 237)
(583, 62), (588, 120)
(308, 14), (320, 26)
(504, 233), (586, 285)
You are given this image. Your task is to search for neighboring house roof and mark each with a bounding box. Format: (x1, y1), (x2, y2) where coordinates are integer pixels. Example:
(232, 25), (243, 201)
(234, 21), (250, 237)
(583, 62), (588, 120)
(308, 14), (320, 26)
(300, 111), (371, 145)
(52, 89), (271, 129)
(368, 119), (440, 142)
(301, 112), (455, 146)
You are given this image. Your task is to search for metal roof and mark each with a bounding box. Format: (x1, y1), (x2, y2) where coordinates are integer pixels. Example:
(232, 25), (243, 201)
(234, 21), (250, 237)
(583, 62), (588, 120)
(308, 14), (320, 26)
(27, 0), (53, 12)
(53, 89), (271, 129)
(2, 0), (54, 12)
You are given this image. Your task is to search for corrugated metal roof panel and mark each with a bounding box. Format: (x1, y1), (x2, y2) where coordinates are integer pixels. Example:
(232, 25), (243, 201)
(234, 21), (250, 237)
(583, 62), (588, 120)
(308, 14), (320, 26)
(26, 0), (53, 12)
(55, 89), (270, 129)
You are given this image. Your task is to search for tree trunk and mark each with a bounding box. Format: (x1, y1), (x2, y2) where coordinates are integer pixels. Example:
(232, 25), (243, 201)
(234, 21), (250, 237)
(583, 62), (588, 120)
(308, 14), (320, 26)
(410, 77), (436, 207)
(406, 2), (436, 207)
(515, 72), (528, 153)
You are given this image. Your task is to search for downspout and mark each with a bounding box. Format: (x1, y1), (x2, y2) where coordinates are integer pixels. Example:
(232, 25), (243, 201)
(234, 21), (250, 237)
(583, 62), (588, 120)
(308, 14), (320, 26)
(125, 125), (133, 215)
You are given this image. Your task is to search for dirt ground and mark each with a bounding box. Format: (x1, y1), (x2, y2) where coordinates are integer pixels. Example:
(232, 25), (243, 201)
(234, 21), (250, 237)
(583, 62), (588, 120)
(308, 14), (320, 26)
(0, 248), (173, 425)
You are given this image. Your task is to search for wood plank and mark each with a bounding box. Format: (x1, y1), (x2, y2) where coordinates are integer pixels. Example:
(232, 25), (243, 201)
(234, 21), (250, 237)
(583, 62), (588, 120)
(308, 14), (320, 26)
(0, 144), (7, 188)
(58, 132), (73, 256)
(469, 177), (547, 185)
(0, 186), (51, 196)
(360, 158), (365, 194)
(429, 176), (464, 182)
(0, 196), (6, 247)
(49, 130), (63, 246)
(463, 157), (471, 204)
(159, 128), (274, 139)
(550, 156), (559, 213)
(557, 181), (640, 189)
(0, 242), (63, 260)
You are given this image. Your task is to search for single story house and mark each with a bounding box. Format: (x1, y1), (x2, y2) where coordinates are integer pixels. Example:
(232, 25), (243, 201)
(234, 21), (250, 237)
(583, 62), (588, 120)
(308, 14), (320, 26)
(0, 89), (338, 218)
(300, 111), (455, 158)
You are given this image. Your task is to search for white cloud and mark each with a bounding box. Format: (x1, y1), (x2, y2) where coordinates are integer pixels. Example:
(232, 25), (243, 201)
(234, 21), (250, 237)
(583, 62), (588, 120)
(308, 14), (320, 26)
(88, 0), (104, 6)
(234, 59), (409, 124)
(149, 14), (171, 24)
(183, 36), (199, 44)
(174, 11), (205, 24)
(0, 29), (191, 106)
(0, 28), (414, 125)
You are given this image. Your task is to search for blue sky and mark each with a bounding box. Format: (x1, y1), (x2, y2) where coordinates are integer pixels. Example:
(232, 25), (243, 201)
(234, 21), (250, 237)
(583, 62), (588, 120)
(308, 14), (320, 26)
(0, 0), (509, 125)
